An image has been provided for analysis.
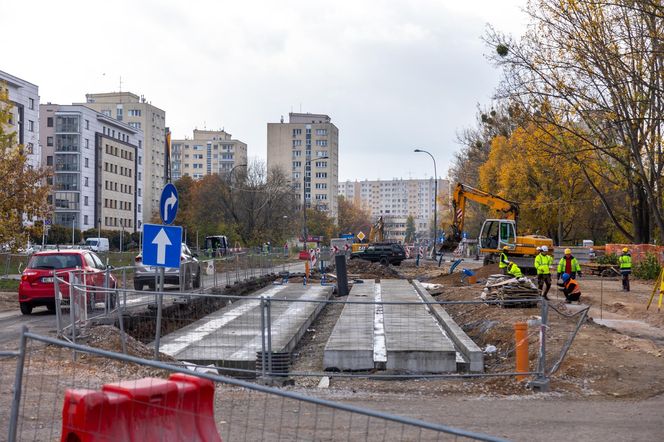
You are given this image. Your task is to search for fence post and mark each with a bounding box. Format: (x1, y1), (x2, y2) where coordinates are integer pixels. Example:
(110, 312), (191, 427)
(54, 275), (62, 337)
(154, 267), (165, 360)
(104, 267), (110, 315)
(260, 296), (267, 378)
(68, 271), (76, 346)
(529, 299), (550, 391)
(8, 326), (28, 442)
(117, 270), (127, 355)
(266, 297), (273, 375)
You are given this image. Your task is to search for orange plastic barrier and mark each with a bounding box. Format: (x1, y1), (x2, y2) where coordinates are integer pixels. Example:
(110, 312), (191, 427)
(61, 374), (222, 442)
(514, 322), (529, 382)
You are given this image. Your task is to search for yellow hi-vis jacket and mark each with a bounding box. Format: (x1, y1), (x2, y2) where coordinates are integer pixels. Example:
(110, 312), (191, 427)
(499, 252), (509, 269)
(534, 253), (553, 275)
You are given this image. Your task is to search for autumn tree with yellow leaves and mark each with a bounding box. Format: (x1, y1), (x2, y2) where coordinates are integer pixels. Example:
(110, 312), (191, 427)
(486, 0), (664, 243)
(0, 84), (51, 250)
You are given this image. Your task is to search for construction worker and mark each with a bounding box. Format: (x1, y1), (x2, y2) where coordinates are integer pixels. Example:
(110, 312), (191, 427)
(534, 245), (553, 300)
(499, 246), (510, 274)
(557, 248), (582, 280)
(618, 247), (632, 292)
(507, 262), (523, 278)
(557, 273), (581, 303)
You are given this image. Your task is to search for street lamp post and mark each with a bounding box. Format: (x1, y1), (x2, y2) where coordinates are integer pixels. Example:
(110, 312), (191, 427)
(414, 149), (438, 258)
(302, 155), (329, 251)
(228, 163), (248, 184)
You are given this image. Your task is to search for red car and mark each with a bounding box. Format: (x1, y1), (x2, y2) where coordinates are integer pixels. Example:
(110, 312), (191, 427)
(18, 249), (117, 315)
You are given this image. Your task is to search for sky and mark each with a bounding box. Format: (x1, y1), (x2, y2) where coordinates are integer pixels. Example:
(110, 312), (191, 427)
(1, 0), (528, 181)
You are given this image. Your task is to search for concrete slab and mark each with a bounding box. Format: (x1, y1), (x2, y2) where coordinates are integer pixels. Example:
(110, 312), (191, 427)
(158, 283), (333, 370)
(412, 280), (484, 372)
(380, 280), (456, 372)
(323, 280), (376, 370)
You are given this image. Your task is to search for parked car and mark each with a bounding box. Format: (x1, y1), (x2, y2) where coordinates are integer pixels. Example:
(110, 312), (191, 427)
(350, 243), (407, 266)
(133, 243), (201, 291)
(18, 249), (117, 315)
(84, 237), (109, 252)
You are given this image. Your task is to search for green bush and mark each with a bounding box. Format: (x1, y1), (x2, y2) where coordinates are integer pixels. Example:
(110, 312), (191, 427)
(596, 253), (619, 265)
(633, 253), (661, 280)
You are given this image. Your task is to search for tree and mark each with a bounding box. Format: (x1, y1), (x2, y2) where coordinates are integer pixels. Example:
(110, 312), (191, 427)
(337, 195), (371, 237)
(305, 208), (336, 244)
(478, 124), (613, 244)
(0, 84), (50, 250)
(404, 215), (416, 243)
(486, 0), (664, 243)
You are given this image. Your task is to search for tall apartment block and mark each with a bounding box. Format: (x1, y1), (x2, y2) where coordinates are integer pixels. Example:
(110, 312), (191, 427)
(40, 104), (144, 233)
(267, 113), (339, 220)
(170, 129), (248, 180)
(0, 70), (40, 168)
(338, 178), (449, 242)
(79, 92), (165, 223)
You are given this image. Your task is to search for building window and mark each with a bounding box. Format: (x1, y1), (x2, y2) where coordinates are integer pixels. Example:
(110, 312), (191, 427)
(292, 128), (302, 137)
(47, 117), (53, 127)
(102, 110), (111, 117)
(85, 120), (89, 130)
(84, 196), (88, 206)
(28, 98), (35, 110)
(138, 204), (141, 213)
(28, 120), (34, 132)
(116, 107), (123, 121)
(315, 140), (328, 147)
(316, 129), (327, 136)
(128, 109), (142, 117)
(128, 122), (141, 129)
(84, 215), (88, 225)
(47, 136), (54, 147)
(46, 156), (53, 166)
(84, 157), (89, 168)
(292, 140), (302, 147)
(27, 143), (34, 154)
(314, 161), (327, 168)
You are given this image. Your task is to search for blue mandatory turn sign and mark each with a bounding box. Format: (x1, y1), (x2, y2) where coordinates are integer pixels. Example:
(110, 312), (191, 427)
(142, 223), (182, 268)
(159, 183), (179, 225)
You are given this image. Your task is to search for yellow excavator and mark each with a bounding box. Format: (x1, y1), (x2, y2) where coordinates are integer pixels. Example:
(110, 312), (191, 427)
(351, 216), (384, 253)
(441, 183), (553, 268)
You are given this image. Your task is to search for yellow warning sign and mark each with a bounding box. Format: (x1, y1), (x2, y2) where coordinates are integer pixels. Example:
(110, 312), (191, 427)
(357, 231), (365, 241)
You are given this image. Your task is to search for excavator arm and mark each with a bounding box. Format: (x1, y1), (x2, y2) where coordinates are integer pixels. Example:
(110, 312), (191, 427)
(441, 183), (519, 251)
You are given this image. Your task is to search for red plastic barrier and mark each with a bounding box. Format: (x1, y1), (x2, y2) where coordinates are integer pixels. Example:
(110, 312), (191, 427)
(61, 374), (222, 442)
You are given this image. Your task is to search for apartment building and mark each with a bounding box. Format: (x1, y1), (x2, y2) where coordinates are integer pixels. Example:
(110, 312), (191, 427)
(267, 113), (339, 220)
(0, 70), (40, 168)
(170, 129), (248, 181)
(40, 104), (144, 233)
(338, 178), (449, 242)
(79, 92), (165, 223)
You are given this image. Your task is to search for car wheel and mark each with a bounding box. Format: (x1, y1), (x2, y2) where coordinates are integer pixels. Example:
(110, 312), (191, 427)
(47, 303), (56, 313)
(379, 257), (389, 266)
(148, 281), (156, 291)
(20, 303), (32, 315)
(193, 267), (201, 288)
(133, 280), (144, 291)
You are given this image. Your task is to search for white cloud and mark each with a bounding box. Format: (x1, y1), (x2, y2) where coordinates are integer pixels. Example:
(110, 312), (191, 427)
(2, 0), (528, 180)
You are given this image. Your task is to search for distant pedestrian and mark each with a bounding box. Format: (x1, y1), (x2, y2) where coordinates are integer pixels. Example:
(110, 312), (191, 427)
(557, 273), (581, 303)
(618, 247), (632, 292)
(557, 248), (582, 280)
(534, 245), (553, 300)
(499, 246), (510, 275)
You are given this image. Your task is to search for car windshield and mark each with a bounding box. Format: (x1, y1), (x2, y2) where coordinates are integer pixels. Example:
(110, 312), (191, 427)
(28, 254), (82, 269)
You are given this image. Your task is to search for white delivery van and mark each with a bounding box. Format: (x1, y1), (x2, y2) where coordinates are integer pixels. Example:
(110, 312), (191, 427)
(85, 238), (110, 252)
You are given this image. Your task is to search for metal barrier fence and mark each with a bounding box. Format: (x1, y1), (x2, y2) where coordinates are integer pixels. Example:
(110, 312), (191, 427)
(5, 329), (506, 441)
(49, 267), (587, 386)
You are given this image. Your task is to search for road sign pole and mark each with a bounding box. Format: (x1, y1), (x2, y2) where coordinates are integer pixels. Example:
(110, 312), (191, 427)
(154, 267), (165, 360)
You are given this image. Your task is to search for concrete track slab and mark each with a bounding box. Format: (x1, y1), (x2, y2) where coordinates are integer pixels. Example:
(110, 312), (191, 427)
(158, 283), (333, 370)
(380, 279), (456, 372)
(323, 280), (376, 370)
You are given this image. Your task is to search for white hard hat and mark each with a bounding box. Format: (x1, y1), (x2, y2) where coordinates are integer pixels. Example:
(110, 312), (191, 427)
(541, 245), (549, 252)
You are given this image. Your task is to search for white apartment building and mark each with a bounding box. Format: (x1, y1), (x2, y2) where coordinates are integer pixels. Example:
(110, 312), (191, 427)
(40, 104), (144, 233)
(339, 178), (449, 242)
(79, 92), (165, 223)
(0, 70), (40, 168)
(170, 129), (248, 181)
(267, 113), (339, 220)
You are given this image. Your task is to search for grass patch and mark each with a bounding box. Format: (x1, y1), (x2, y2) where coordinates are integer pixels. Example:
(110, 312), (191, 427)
(0, 279), (19, 291)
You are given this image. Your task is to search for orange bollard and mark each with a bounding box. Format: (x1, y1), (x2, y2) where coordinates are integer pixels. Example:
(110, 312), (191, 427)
(514, 322), (529, 381)
(305, 260), (310, 278)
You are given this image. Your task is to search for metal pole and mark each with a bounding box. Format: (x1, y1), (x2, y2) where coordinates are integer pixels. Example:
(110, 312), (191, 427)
(118, 269), (127, 354)
(54, 275), (62, 336)
(72, 218), (75, 246)
(8, 326), (28, 442)
(154, 267), (165, 360)
(538, 299), (548, 375)
(260, 297), (267, 378)
(267, 298), (273, 375)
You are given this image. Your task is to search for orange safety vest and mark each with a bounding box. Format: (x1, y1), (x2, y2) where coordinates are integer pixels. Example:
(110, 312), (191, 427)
(564, 279), (581, 295)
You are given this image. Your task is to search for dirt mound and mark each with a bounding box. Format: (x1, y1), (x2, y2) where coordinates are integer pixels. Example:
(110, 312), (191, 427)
(344, 259), (401, 279)
(84, 325), (178, 363)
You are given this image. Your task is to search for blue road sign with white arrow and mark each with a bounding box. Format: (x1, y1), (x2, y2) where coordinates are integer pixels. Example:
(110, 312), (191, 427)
(142, 223), (182, 268)
(159, 183), (179, 225)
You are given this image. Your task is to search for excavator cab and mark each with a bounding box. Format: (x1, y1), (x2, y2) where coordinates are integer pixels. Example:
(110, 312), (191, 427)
(479, 219), (517, 252)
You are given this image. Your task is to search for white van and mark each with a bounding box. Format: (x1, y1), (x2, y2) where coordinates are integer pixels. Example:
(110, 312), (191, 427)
(85, 238), (109, 252)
